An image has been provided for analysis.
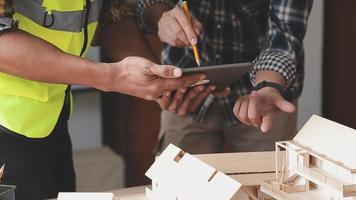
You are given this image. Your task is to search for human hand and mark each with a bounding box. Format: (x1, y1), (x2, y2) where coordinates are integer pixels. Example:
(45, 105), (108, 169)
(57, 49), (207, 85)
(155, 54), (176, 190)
(107, 56), (205, 100)
(233, 87), (295, 133)
(156, 85), (231, 115)
(157, 6), (203, 47)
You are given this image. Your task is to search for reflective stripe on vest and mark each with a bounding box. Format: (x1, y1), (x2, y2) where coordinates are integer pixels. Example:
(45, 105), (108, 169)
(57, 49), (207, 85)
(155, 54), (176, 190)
(16, 0), (102, 32)
(0, 0), (101, 138)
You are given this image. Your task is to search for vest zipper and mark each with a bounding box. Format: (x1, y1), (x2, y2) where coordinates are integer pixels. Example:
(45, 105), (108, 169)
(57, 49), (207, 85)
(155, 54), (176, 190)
(80, 0), (91, 56)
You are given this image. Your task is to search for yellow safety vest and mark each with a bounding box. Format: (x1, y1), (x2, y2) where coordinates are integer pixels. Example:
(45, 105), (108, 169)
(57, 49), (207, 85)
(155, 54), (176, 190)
(0, 0), (102, 138)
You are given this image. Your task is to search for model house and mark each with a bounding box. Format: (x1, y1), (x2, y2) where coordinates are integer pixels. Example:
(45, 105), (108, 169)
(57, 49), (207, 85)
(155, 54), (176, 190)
(145, 144), (242, 200)
(260, 115), (356, 200)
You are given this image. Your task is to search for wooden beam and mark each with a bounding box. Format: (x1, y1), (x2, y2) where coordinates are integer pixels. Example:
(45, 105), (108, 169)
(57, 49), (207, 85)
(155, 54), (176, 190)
(195, 151), (275, 174)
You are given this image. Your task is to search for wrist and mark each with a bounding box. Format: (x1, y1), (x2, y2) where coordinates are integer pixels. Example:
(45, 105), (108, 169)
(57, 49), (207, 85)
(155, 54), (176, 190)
(257, 86), (279, 94)
(92, 62), (116, 92)
(255, 70), (286, 88)
(254, 81), (291, 100)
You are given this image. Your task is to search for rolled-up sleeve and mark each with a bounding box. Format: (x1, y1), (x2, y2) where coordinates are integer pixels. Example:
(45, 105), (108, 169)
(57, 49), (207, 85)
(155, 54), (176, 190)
(136, 0), (175, 33)
(0, 0), (17, 32)
(251, 0), (313, 87)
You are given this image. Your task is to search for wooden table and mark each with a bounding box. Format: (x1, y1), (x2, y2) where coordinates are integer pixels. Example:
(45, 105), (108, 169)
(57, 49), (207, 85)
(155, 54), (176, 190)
(113, 186), (147, 200)
(54, 151), (277, 200)
(113, 185), (259, 200)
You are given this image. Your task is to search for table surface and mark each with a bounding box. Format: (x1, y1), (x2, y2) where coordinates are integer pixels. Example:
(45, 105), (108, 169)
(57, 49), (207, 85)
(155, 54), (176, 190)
(54, 151), (277, 200)
(112, 186), (147, 200)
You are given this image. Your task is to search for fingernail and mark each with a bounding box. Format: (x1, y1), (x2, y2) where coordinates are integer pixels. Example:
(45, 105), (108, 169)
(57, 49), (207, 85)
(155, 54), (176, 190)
(200, 75), (206, 80)
(165, 92), (170, 96)
(181, 88), (187, 93)
(173, 68), (182, 77)
(190, 38), (197, 45)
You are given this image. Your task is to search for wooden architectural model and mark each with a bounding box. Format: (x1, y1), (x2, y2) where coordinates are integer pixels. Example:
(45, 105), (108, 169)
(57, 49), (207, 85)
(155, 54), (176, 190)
(117, 150), (275, 200)
(145, 144), (242, 200)
(195, 151), (276, 187)
(260, 115), (356, 200)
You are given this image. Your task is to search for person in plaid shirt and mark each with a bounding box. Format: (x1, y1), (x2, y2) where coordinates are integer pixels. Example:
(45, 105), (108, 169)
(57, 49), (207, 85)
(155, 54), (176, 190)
(137, 0), (313, 153)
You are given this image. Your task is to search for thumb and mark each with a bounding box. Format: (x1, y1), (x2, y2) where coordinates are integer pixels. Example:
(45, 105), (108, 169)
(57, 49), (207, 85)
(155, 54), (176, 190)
(274, 98), (295, 113)
(149, 64), (182, 79)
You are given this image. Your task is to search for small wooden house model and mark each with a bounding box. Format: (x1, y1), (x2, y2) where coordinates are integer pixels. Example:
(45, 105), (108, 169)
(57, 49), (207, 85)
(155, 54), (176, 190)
(145, 144), (242, 200)
(260, 115), (356, 200)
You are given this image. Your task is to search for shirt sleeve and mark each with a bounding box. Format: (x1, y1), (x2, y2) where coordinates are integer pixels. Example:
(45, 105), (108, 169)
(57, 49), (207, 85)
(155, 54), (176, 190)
(0, 0), (17, 32)
(136, 0), (176, 34)
(251, 0), (313, 88)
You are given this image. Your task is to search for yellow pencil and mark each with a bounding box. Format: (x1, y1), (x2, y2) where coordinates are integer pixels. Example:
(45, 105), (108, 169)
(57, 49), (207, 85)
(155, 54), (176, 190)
(0, 164), (4, 182)
(181, 1), (201, 66)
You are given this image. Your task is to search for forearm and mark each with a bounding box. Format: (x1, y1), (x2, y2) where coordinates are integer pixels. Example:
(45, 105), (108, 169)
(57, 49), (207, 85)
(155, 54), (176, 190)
(0, 29), (111, 90)
(100, 18), (159, 62)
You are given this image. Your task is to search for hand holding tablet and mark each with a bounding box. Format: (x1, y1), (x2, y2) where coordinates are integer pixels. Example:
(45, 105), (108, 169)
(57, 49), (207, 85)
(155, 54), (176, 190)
(155, 63), (253, 115)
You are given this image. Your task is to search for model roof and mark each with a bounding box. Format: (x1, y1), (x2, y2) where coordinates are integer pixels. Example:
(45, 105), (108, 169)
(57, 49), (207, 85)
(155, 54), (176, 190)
(293, 115), (356, 169)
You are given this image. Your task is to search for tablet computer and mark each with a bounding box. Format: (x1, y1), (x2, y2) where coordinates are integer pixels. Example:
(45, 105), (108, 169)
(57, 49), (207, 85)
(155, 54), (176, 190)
(182, 62), (253, 90)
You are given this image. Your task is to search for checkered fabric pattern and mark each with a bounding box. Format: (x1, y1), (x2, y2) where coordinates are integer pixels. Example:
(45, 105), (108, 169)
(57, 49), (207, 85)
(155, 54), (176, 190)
(251, 51), (297, 87)
(137, 0), (313, 125)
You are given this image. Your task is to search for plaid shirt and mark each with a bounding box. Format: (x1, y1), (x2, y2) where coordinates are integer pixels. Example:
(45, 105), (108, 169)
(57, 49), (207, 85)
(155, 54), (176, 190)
(137, 0), (313, 125)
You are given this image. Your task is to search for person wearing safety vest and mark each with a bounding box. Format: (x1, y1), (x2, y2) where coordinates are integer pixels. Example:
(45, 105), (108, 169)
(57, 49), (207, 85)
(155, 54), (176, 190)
(0, 0), (205, 199)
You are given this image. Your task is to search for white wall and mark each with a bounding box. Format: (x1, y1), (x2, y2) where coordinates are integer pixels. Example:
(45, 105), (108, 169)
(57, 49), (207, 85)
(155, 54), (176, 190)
(298, 1), (324, 128)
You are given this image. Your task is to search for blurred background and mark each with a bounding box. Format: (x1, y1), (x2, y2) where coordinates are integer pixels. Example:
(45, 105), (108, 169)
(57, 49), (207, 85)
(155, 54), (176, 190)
(68, 0), (356, 191)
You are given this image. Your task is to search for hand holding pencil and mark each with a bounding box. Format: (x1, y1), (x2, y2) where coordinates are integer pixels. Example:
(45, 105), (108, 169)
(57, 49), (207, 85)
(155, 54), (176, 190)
(180, 1), (201, 66)
(157, 0), (203, 66)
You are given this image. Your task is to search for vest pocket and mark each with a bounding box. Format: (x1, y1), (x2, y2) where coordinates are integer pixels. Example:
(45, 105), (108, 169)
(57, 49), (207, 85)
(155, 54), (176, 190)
(0, 73), (49, 102)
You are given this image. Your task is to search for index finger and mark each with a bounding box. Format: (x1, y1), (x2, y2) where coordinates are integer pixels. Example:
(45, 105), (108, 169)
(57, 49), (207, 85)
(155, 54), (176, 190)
(175, 6), (198, 45)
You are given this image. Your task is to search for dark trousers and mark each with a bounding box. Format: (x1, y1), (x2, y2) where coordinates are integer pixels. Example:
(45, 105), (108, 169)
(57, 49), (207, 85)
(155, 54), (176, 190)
(0, 95), (75, 200)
